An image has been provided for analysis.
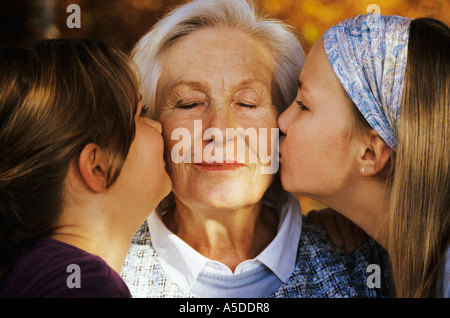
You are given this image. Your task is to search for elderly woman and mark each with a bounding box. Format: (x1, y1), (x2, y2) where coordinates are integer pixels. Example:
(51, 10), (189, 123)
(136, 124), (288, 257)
(121, 0), (389, 298)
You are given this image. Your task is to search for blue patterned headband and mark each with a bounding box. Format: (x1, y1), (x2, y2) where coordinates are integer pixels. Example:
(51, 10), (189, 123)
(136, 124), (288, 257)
(324, 13), (412, 150)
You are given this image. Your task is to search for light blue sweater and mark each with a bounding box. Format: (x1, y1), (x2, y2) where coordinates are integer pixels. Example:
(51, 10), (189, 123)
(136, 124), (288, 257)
(190, 263), (282, 298)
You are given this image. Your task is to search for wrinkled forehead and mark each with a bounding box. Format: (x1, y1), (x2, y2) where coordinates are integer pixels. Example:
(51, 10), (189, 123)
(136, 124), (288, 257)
(158, 27), (275, 92)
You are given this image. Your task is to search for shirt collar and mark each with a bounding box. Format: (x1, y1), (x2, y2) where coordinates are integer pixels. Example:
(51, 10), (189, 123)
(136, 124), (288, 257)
(147, 193), (302, 290)
(256, 193), (302, 282)
(147, 210), (208, 289)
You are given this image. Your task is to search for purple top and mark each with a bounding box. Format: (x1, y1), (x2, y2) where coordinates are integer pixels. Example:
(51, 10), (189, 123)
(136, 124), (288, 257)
(0, 238), (132, 298)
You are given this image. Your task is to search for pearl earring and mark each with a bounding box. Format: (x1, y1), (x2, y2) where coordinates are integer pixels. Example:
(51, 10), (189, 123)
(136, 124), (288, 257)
(361, 168), (365, 173)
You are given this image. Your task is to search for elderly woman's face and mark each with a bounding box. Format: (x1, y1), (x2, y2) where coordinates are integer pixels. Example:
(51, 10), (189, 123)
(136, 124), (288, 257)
(156, 27), (278, 210)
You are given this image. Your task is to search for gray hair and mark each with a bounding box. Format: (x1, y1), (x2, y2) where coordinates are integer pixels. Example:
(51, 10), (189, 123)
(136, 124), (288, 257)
(132, 0), (305, 118)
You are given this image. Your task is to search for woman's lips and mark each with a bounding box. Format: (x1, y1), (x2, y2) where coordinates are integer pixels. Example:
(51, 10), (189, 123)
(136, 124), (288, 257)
(194, 162), (245, 171)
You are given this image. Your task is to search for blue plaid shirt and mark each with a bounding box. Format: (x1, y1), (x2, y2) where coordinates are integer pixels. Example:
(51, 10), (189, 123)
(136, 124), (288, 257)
(121, 216), (390, 298)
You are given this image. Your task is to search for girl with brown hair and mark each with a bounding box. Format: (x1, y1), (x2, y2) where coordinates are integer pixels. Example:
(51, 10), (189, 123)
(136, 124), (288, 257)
(0, 39), (171, 297)
(278, 14), (449, 297)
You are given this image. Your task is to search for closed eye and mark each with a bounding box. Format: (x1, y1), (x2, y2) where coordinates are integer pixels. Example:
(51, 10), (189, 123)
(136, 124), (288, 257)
(140, 104), (150, 117)
(177, 102), (202, 109)
(296, 100), (309, 111)
(236, 102), (257, 109)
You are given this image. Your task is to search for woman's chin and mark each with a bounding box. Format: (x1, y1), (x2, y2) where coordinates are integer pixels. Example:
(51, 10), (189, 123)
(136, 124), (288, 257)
(182, 186), (255, 211)
(279, 170), (297, 193)
(203, 192), (249, 209)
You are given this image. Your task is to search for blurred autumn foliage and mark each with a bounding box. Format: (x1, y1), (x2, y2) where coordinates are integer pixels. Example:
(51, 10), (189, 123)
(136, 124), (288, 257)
(0, 0), (448, 213)
(1, 0), (448, 53)
(261, 0), (449, 52)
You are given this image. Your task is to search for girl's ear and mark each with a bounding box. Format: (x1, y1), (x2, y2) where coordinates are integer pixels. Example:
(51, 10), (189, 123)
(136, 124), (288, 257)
(78, 143), (111, 192)
(358, 130), (393, 177)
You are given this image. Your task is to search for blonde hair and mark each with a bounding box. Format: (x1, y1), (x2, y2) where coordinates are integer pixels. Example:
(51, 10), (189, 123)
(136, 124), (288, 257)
(387, 18), (450, 297)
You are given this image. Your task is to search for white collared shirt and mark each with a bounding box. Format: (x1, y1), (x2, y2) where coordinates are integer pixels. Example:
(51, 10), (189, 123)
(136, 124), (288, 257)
(147, 194), (302, 294)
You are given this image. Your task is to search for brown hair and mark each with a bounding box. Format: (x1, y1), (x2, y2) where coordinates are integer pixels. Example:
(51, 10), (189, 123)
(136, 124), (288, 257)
(0, 39), (140, 275)
(387, 18), (450, 297)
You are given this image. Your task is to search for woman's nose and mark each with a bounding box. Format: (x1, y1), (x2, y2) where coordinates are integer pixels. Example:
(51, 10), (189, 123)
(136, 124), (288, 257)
(207, 106), (239, 131)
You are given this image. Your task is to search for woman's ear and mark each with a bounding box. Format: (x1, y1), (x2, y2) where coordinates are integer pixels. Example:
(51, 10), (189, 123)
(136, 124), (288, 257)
(78, 143), (111, 192)
(359, 130), (393, 177)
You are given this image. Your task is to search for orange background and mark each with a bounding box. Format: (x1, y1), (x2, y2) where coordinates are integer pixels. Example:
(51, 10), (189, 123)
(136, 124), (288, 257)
(2, 0), (448, 54)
